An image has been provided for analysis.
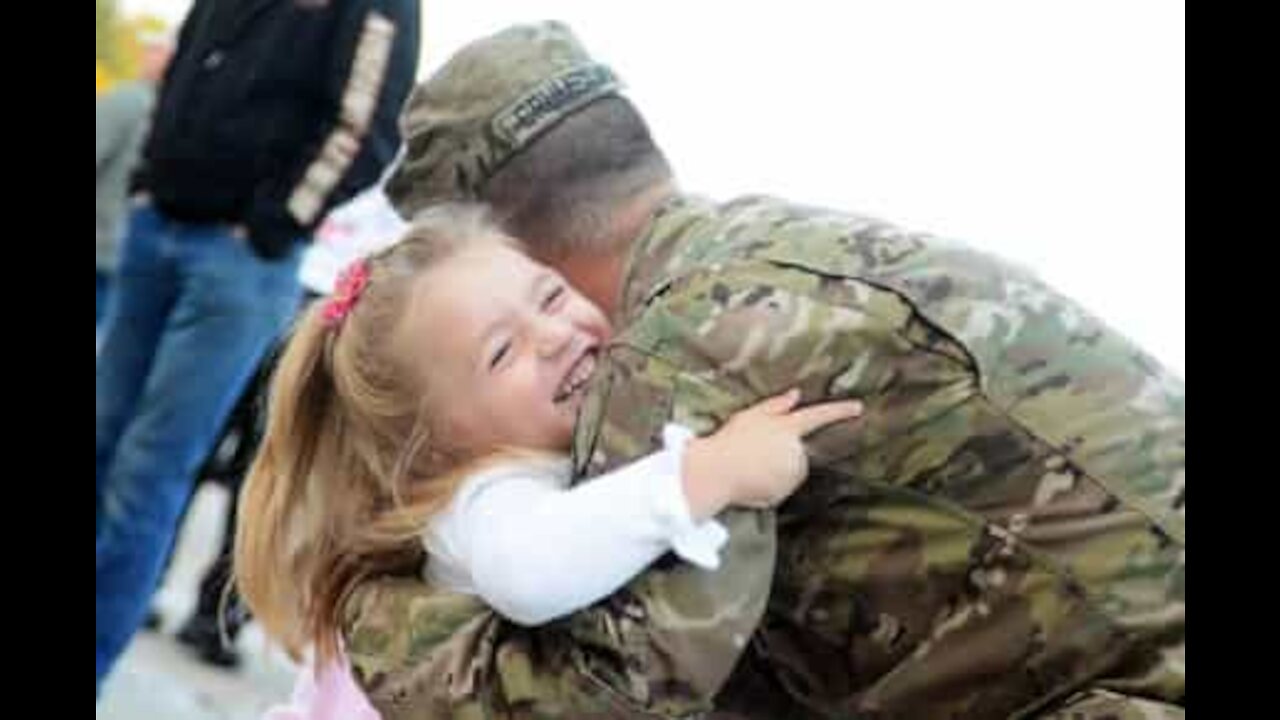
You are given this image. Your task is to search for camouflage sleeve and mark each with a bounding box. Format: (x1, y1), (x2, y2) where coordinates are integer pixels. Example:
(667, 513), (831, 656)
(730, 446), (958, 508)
(344, 576), (705, 719)
(344, 520), (774, 719)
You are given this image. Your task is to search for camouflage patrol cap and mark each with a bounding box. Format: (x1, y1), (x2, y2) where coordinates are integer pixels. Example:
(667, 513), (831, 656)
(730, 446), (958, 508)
(386, 21), (622, 219)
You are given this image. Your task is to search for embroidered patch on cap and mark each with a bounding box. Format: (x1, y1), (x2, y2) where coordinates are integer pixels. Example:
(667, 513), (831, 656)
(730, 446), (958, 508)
(491, 63), (620, 150)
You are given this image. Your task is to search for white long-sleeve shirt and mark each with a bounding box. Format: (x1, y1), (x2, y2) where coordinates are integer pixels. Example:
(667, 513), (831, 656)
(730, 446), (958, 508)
(422, 425), (728, 626)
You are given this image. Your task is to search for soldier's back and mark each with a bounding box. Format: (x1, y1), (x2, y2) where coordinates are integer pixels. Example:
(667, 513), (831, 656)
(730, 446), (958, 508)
(624, 194), (1184, 718)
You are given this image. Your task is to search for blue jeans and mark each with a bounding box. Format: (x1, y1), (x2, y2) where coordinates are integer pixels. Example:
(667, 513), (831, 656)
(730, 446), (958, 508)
(95, 204), (302, 692)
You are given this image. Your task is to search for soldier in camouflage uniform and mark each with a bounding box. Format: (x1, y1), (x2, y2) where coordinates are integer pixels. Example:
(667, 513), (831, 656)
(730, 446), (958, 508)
(343, 22), (1184, 719)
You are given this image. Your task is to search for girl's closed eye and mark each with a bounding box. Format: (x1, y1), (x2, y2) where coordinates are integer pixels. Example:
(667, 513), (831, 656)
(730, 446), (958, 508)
(541, 284), (565, 311)
(488, 339), (512, 371)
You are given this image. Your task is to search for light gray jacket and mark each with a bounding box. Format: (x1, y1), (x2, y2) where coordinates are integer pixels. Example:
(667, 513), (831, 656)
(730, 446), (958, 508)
(96, 81), (154, 272)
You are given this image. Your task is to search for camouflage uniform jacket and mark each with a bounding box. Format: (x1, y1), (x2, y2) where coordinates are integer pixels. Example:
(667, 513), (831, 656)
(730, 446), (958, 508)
(344, 194), (1185, 720)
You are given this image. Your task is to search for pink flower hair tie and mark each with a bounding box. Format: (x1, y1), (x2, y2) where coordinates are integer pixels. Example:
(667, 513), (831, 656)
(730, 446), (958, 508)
(322, 259), (371, 328)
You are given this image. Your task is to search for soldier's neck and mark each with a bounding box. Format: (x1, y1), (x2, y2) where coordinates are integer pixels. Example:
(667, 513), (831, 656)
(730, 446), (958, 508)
(554, 181), (676, 322)
(556, 252), (628, 322)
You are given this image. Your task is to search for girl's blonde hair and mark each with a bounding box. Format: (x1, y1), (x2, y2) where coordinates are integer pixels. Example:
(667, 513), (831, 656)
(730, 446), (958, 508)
(234, 202), (527, 663)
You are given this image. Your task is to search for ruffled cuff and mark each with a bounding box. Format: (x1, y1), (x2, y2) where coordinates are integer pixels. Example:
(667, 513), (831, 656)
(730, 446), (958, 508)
(650, 423), (729, 570)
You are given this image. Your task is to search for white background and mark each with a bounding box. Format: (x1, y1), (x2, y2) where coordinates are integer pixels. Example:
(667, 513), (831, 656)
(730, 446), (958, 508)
(124, 0), (1185, 374)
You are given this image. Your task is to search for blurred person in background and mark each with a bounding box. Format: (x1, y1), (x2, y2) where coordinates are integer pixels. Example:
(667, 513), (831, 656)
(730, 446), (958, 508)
(95, 0), (420, 696)
(96, 28), (172, 334)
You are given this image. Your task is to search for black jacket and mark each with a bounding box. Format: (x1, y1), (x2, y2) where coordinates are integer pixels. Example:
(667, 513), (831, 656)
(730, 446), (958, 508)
(141, 0), (420, 258)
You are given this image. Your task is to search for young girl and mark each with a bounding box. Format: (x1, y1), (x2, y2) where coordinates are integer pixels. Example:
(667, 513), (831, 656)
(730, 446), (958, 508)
(235, 204), (863, 718)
